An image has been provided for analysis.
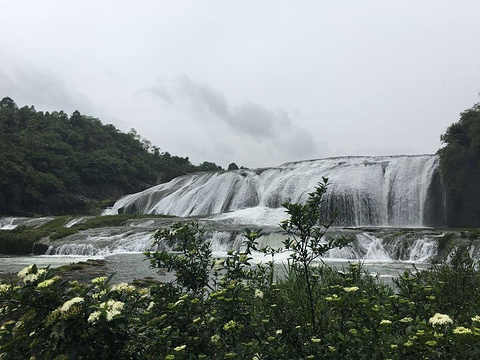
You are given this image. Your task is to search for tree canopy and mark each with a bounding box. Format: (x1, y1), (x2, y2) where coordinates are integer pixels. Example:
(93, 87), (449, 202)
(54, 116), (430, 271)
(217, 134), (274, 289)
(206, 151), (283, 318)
(0, 97), (224, 216)
(438, 101), (480, 226)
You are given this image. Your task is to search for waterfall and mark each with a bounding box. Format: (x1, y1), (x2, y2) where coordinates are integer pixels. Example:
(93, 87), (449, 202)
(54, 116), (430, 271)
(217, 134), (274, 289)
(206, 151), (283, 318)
(48, 231), (156, 256)
(0, 217), (54, 230)
(104, 155), (443, 227)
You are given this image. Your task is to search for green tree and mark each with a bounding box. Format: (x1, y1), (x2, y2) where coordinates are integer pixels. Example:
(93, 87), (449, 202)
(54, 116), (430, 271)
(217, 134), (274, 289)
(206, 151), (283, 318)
(196, 161), (223, 172)
(227, 162), (239, 170)
(0, 97), (224, 216)
(439, 102), (480, 226)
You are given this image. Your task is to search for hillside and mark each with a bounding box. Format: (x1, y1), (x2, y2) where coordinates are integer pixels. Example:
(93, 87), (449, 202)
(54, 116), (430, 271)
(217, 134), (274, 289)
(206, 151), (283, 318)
(0, 97), (222, 216)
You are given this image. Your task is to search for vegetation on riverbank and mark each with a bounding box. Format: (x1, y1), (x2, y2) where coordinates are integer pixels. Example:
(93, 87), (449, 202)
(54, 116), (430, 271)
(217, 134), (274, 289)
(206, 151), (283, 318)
(2, 183), (480, 358)
(0, 97), (224, 216)
(439, 101), (480, 227)
(1, 239), (480, 358)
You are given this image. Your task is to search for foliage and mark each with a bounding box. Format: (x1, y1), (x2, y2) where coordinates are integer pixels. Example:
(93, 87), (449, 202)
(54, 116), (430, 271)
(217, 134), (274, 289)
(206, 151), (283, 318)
(3, 184), (480, 358)
(280, 177), (352, 331)
(439, 101), (480, 226)
(227, 163), (239, 170)
(3, 253), (480, 358)
(0, 97), (225, 216)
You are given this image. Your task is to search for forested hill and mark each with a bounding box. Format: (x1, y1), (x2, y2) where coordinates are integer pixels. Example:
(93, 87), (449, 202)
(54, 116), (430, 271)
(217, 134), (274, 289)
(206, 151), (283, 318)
(0, 97), (223, 216)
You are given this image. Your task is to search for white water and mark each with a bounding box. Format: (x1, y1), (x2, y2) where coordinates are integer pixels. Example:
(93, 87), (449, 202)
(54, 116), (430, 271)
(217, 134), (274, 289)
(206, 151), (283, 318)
(104, 155), (441, 227)
(0, 217), (54, 230)
(48, 231), (155, 256)
(0, 155), (448, 279)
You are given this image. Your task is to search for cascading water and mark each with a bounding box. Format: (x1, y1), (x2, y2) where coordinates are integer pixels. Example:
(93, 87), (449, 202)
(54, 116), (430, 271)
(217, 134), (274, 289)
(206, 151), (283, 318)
(104, 155), (444, 227)
(37, 155), (453, 266)
(47, 230), (157, 256)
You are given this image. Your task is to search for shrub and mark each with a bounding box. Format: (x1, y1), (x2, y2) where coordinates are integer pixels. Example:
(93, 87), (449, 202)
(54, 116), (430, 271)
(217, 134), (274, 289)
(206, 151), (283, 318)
(2, 183), (480, 358)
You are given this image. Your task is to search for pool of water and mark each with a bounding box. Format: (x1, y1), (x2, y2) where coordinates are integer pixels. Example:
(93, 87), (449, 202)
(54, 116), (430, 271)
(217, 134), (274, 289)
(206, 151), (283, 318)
(0, 252), (428, 285)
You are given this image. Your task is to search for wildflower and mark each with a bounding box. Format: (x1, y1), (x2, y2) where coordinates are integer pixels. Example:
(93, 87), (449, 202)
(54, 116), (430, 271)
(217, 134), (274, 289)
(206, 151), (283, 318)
(472, 315), (480, 323)
(93, 290), (107, 299)
(88, 311), (101, 324)
(390, 344), (398, 349)
(111, 282), (136, 293)
(328, 346), (335, 352)
(138, 288), (149, 296)
(22, 269), (46, 284)
(276, 329), (282, 335)
(165, 355), (175, 360)
(174, 345), (186, 351)
(92, 300), (125, 322)
(103, 300), (124, 321)
(17, 264), (35, 278)
(254, 289), (264, 299)
(224, 320), (237, 331)
(311, 337), (321, 343)
(211, 334), (221, 343)
(400, 317), (413, 323)
(425, 340), (437, 346)
(404, 340), (413, 347)
(453, 326), (473, 335)
(0, 284), (11, 294)
(380, 319), (392, 325)
(325, 294), (340, 302)
(37, 277), (59, 289)
(147, 301), (155, 311)
(429, 313), (453, 326)
(91, 276), (107, 285)
(343, 286), (359, 292)
(60, 297), (84, 312)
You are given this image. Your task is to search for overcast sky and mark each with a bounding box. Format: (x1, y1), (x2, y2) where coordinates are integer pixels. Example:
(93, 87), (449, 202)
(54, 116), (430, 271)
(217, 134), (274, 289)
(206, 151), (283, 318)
(1, 1), (479, 168)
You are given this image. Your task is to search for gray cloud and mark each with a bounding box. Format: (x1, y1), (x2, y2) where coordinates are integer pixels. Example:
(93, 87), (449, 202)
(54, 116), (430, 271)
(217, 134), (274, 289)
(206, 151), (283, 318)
(2, 1), (479, 167)
(0, 66), (100, 118)
(148, 76), (309, 141)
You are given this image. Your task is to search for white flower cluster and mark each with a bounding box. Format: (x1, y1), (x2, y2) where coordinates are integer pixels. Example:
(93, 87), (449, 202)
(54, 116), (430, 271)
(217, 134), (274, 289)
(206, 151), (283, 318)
(91, 276), (107, 285)
(147, 301), (155, 311)
(37, 277), (59, 289)
(0, 284), (11, 294)
(211, 334), (221, 343)
(17, 265), (35, 278)
(453, 326), (473, 335)
(60, 297), (84, 312)
(89, 300), (125, 324)
(17, 265), (46, 284)
(254, 289), (264, 299)
(429, 313), (453, 326)
(111, 282), (136, 293)
(343, 286), (359, 293)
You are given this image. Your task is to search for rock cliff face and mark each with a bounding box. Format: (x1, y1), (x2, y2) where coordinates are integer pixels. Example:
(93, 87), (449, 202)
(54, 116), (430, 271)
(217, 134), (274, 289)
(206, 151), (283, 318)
(105, 155), (445, 227)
